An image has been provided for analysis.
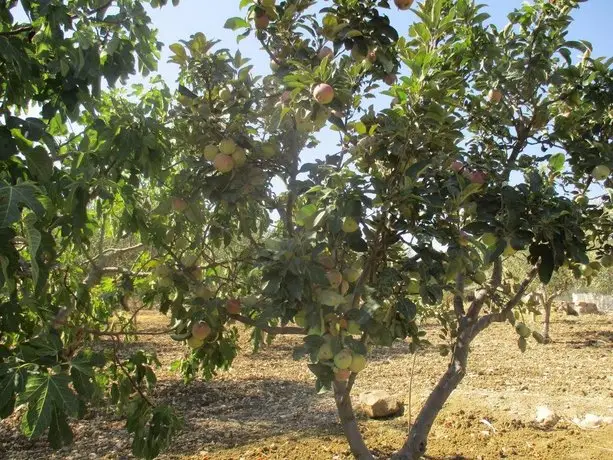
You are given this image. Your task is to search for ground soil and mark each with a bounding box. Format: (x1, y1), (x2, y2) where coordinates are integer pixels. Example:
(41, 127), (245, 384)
(1, 311), (612, 460)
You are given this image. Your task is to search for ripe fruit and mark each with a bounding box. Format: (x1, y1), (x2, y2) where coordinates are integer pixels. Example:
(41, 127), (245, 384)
(317, 254), (336, 269)
(318, 46), (334, 60)
(451, 160), (464, 173)
(204, 144), (219, 161)
(327, 270), (343, 288)
(313, 83), (335, 105)
(254, 14), (269, 30)
(334, 368), (351, 381)
(481, 232), (497, 246)
(579, 264), (593, 277)
(333, 349), (353, 370)
(214, 153), (235, 173)
(219, 139), (237, 155)
(295, 310), (307, 328)
(226, 298), (242, 315)
(187, 335), (204, 349)
(349, 354), (367, 373)
(232, 147), (247, 167)
(219, 87), (232, 102)
(515, 322), (531, 338)
(261, 143), (277, 158)
(592, 165), (610, 181)
(346, 320), (361, 335)
(469, 170), (487, 185)
(195, 284), (213, 300)
(318, 343), (334, 361)
(394, 0), (414, 10)
(474, 271), (487, 284)
(342, 217), (359, 233)
(383, 73), (397, 85)
(171, 197), (188, 212)
(343, 267), (361, 283)
(488, 88), (503, 103)
(191, 321), (212, 340)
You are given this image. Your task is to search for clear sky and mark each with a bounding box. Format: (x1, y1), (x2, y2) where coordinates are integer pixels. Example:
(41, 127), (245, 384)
(143, 0), (612, 183)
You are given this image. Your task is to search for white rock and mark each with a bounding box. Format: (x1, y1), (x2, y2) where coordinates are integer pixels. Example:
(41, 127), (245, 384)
(358, 390), (404, 418)
(535, 406), (559, 428)
(573, 413), (613, 429)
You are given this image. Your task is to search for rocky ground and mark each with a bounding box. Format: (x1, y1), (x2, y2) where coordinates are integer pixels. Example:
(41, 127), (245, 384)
(1, 310), (612, 459)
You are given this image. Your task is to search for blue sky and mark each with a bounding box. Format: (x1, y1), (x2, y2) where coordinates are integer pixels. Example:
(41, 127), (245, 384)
(144, 1), (613, 178)
(149, 0), (613, 83)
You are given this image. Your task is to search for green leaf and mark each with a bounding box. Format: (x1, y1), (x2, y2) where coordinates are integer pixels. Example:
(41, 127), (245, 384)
(517, 337), (527, 353)
(20, 373), (78, 439)
(548, 153), (565, 173)
(224, 17), (249, 31)
(48, 407), (73, 449)
(23, 213), (41, 287)
(0, 182), (44, 228)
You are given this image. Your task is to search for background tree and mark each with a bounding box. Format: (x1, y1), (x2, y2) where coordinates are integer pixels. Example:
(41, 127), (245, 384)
(2, 1), (613, 460)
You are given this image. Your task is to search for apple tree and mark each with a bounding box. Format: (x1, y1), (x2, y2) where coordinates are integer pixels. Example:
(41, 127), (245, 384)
(156, 0), (612, 459)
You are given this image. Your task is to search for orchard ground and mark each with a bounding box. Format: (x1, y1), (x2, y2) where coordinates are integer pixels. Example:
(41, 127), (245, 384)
(1, 311), (612, 460)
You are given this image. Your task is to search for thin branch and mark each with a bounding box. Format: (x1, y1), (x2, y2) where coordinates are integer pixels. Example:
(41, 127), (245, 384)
(0, 25), (34, 36)
(83, 327), (175, 337)
(466, 258), (502, 319)
(111, 336), (155, 407)
(229, 313), (305, 335)
(472, 263), (540, 336)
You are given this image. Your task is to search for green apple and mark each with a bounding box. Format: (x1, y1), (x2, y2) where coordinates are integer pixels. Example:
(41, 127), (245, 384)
(333, 349), (353, 370)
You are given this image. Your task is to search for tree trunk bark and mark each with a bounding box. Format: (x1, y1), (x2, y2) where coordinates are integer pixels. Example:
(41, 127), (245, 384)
(542, 301), (552, 343)
(333, 381), (373, 460)
(394, 335), (471, 460)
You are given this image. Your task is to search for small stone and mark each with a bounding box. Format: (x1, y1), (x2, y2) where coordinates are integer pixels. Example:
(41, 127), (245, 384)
(535, 406), (559, 428)
(358, 390), (404, 418)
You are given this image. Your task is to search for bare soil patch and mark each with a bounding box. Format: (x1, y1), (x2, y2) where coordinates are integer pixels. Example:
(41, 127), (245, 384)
(1, 311), (612, 459)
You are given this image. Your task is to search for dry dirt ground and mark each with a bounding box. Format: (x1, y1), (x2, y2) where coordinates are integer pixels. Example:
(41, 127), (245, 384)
(1, 311), (612, 460)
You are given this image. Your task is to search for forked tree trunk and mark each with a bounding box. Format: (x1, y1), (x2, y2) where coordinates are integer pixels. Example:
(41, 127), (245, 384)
(393, 335), (471, 459)
(542, 301), (552, 343)
(333, 381), (374, 460)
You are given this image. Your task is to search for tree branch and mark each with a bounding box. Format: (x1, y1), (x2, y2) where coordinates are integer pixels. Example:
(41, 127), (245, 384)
(229, 313), (305, 335)
(465, 258), (502, 319)
(453, 273), (465, 318)
(472, 263), (540, 336)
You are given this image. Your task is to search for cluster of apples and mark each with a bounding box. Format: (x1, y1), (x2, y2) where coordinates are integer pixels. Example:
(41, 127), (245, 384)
(317, 338), (368, 382)
(203, 139), (248, 173)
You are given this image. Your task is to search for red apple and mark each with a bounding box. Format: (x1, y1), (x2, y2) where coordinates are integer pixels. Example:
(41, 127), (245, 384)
(469, 170), (487, 185)
(226, 298), (242, 315)
(488, 88), (503, 104)
(191, 321), (211, 341)
(254, 14), (270, 30)
(394, 0), (414, 10)
(214, 153), (235, 173)
(451, 160), (464, 173)
(318, 46), (334, 60)
(312, 83), (335, 105)
(383, 73), (397, 85)
(171, 197), (188, 212)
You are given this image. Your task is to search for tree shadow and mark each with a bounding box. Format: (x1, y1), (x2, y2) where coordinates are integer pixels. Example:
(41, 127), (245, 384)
(559, 329), (613, 349)
(153, 376), (341, 456)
